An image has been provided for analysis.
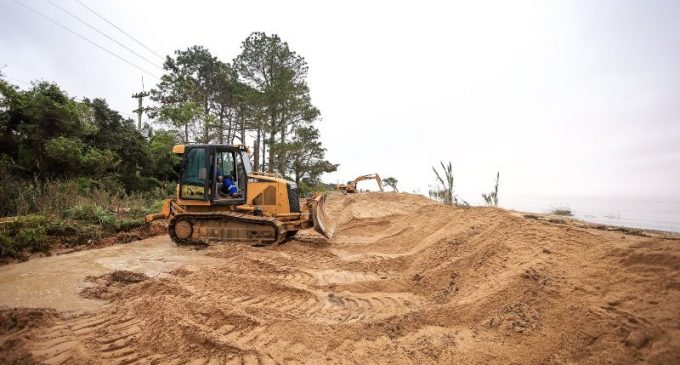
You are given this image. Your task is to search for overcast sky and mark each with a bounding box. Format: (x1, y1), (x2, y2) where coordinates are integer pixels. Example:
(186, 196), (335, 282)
(1, 0), (679, 203)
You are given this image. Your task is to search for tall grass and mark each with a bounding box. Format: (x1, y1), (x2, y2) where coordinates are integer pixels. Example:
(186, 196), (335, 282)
(12, 179), (168, 217)
(431, 161), (455, 205)
(429, 161), (469, 206)
(482, 172), (500, 207)
(0, 178), (173, 259)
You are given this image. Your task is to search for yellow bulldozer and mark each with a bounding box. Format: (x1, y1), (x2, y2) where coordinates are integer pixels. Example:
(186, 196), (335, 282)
(145, 144), (336, 245)
(336, 173), (384, 194)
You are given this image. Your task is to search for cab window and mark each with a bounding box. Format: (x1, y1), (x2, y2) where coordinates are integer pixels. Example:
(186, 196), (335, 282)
(180, 147), (207, 200)
(240, 151), (253, 174)
(215, 151), (242, 201)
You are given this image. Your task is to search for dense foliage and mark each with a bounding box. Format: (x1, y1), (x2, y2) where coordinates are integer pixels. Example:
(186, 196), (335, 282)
(0, 78), (179, 211)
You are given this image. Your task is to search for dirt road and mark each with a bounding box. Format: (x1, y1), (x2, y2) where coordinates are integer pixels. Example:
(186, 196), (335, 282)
(1, 193), (679, 364)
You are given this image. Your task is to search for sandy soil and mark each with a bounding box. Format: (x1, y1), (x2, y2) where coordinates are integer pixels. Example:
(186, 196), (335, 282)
(1, 192), (679, 364)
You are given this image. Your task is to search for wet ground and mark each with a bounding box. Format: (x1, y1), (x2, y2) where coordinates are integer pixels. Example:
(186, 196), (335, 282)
(0, 235), (222, 311)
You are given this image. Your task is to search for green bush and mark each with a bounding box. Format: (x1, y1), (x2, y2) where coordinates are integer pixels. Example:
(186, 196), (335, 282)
(0, 215), (53, 255)
(80, 148), (117, 174)
(75, 225), (102, 244)
(0, 232), (14, 257)
(61, 223), (101, 245)
(114, 218), (144, 231)
(44, 220), (79, 236)
(126, 199), (166, 219)
(16, 227), (48, 252)
(126, 207), (149, 219)
(75, 177), (106, 196)
(44, 136), (85, 171)
(97, 213), (116, 228)
(62, 204), (143, 233)
(120, 174), (161, 193)
(0, 162), (23, 216)
(6, 214), (53, 230)
(63, 204), (114, 225)
(149, 199), (166, 212)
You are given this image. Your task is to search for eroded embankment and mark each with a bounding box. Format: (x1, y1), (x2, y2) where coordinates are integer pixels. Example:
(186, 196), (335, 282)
(1, 192), (679, 364)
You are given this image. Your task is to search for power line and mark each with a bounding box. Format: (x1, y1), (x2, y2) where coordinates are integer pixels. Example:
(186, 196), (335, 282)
(73, 0), (165, 61)
(43, 0), (162, 70)
(12, 0), (159, 79)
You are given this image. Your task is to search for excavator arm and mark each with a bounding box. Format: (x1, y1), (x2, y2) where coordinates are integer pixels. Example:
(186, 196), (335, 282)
(349, 173), (383, 193)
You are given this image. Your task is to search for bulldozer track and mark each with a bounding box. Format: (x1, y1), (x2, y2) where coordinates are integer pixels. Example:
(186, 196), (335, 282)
(169, 211), (287, 246)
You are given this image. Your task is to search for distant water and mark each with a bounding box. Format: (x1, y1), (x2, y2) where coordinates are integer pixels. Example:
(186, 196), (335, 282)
(500, 195), (680, 233)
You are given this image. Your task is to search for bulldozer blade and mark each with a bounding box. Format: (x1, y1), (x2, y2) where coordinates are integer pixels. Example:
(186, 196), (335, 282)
(311, 193), (336, 239)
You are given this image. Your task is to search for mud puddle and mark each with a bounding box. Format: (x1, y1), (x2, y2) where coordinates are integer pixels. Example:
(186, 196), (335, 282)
(0, 235), (222, 311)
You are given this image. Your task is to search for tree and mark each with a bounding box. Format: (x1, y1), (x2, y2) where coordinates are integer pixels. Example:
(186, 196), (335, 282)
(0, 80), (83, 178)
(157, 101), (203, 143)
(0, 79), (157, 191)
(82, 98), (151, 190)
(481, 172), (500, 207)
(281, 126), (337, 187)
(383, 177), (399, 192)
(151, 46), (237, 143)
(44, 136), (117, 176)
(150, 36), (329, 178)
(148, 129), (181, 182)
(234, 32), (320, 173)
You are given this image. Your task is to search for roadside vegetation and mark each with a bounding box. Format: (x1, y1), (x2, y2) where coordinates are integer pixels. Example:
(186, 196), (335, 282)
(0, 178), (168, 259)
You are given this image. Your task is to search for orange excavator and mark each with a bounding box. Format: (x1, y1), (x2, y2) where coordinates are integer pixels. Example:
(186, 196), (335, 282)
(336, 173), (384, 194)
(145, 144), (336, 245)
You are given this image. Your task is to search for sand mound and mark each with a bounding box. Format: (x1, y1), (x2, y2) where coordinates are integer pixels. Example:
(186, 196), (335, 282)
(3, 192), (680, 364)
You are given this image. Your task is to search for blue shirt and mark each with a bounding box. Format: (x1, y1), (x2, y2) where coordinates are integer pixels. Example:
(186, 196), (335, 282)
(223, 178), (238, 195)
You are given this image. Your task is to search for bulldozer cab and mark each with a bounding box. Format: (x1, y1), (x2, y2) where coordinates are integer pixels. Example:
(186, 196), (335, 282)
(179, 145), (251, 205)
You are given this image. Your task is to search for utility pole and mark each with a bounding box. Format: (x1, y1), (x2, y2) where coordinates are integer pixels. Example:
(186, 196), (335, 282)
(131, 76), (149, 131)
(131, 90), (149, 131)
(131, 91), (147, 177)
